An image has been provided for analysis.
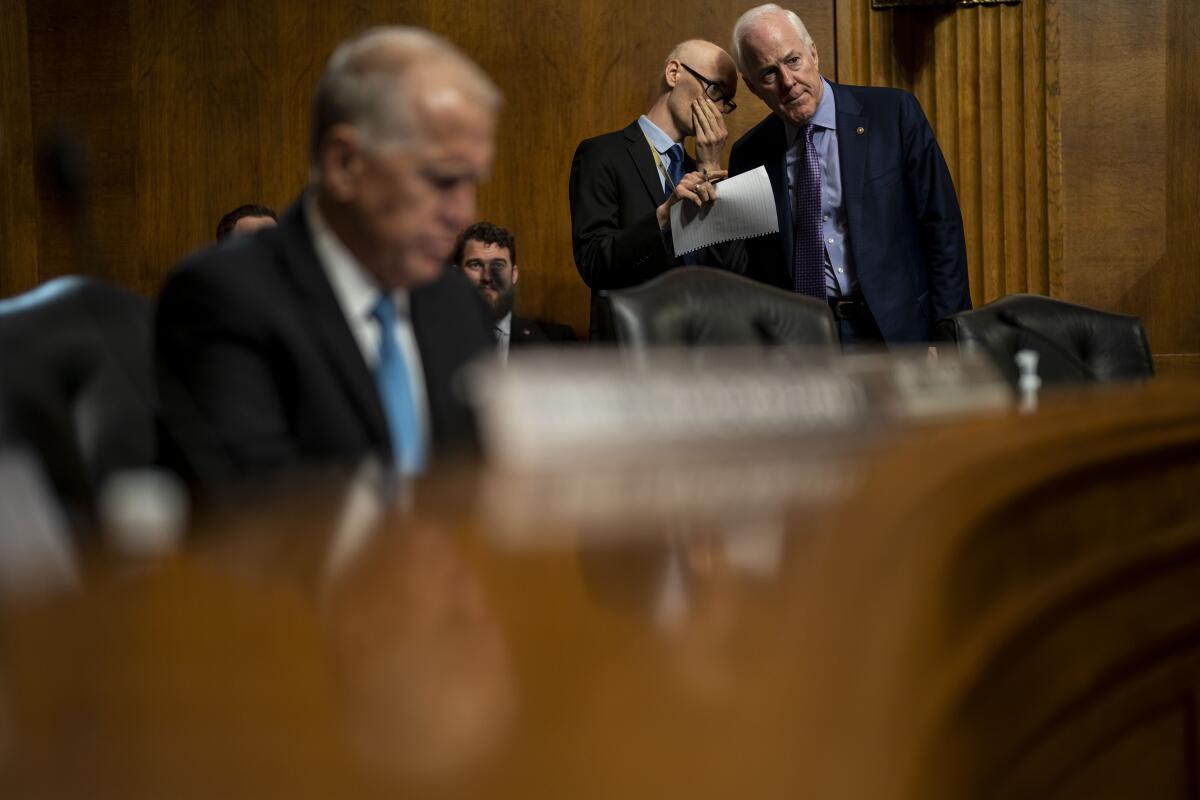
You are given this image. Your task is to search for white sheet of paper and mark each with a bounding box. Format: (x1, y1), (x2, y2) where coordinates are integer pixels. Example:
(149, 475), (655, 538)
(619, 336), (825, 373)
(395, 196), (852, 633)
(670, 165), (778, 257)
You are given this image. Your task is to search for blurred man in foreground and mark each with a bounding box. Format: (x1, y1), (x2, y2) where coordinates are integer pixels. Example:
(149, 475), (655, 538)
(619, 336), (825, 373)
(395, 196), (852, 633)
(452, 222), (575, 362)
(729, 4), (970, 346)
(156, 28), (499, 490)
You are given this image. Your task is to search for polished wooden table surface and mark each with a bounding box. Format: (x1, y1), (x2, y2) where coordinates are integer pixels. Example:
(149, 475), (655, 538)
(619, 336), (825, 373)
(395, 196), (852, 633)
(2, 380), (1200, 799)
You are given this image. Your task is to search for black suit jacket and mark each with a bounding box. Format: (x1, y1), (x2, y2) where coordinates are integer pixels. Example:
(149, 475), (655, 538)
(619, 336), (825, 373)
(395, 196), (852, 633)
(729, 83), (970, 343)
(508, 314), (577, 347)
(569, 120), (746, 334)
(155, 200), (494, 488)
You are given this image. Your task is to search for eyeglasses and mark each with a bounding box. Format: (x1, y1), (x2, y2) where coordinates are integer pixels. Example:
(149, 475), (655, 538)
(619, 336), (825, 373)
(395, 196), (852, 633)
(680, 63), (737, 114)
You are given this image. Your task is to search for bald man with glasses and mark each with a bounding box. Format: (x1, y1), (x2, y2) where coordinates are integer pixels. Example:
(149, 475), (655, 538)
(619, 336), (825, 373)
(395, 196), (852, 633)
(569, 39), (748, 337)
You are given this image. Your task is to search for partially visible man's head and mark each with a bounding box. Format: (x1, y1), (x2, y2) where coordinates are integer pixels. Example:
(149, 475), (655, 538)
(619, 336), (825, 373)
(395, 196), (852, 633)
(216, 204), (277, 240)
(732, 4), (823, 126)
(452, 221), (518, 320)
(310, 27), (502, 292)
(662, 39), (739, 136)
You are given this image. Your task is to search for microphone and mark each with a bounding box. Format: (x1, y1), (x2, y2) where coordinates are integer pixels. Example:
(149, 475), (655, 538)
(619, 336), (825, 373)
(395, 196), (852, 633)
(38, 128), (91, 211)
(37, 127), (106, 280)
(995, 310), (1099, 381)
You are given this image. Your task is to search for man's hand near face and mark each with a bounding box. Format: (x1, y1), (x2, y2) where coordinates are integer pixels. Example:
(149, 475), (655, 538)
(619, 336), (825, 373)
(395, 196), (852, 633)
(691, 97), (728, 174)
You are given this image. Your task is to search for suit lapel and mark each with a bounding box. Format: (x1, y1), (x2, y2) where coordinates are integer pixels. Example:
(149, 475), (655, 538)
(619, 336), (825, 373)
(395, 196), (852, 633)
(275, 201), (391, 449)
(762, 116), (793, 288)
(623, 121), (668, 205)
(832, 84), (869, 254)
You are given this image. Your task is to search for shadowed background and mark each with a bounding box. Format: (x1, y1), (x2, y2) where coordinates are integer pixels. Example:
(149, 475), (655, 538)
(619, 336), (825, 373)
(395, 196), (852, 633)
(0, 0), (1196, 373)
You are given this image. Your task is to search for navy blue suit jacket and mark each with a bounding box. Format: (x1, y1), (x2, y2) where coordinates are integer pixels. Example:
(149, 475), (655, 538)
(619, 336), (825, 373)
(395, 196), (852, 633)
(729, 82), (970, 342)
(156, 200), (494, 489)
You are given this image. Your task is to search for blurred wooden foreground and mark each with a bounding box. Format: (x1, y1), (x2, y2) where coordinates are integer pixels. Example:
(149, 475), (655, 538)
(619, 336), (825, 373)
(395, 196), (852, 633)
(2, 380), (1200, 798)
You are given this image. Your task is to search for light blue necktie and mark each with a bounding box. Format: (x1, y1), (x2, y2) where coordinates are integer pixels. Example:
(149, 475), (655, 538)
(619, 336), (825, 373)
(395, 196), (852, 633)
(369, 294), (426, 474)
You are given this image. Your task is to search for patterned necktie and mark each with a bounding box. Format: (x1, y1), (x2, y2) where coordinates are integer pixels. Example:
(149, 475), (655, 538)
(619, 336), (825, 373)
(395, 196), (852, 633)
(792, 124), (826, 299)
(369, 294), (426, 474)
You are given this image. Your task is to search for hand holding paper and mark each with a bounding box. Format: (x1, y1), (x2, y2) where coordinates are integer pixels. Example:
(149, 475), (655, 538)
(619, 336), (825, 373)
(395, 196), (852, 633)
(670, 165), (779, 257)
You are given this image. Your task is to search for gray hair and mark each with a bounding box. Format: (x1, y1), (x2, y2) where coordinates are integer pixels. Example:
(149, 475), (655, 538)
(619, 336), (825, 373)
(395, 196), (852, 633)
(731, 4), (814, 77)
(310, 27), (501, 166)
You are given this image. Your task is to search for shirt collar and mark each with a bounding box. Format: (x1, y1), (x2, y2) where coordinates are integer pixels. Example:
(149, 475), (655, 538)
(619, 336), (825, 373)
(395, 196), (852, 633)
(495, 311), (512, 337)
(637, 115), (678, 156)
(305, 192), (410, 322)
(786, 77), (837, 146)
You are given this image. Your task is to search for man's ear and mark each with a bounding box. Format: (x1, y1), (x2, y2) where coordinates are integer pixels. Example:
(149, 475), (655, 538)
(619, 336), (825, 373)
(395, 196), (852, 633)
(664, 59), (682, 90)
(511, 264), (519, 285)
(810, 43), (819, 72)
(317, 124), (363, 202)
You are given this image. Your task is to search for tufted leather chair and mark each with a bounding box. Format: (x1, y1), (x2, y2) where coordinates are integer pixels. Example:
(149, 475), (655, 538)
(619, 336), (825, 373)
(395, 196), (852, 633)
(934, 294), (1154, 387)
(594, 267), (837, 349)
(0, 276), (155, 528)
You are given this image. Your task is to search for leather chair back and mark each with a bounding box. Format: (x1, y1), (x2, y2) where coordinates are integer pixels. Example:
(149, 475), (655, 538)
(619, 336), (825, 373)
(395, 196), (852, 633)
(0, 276), (155, 526)
(934, 293), (1153, 386)
(595, 267), (837, 349)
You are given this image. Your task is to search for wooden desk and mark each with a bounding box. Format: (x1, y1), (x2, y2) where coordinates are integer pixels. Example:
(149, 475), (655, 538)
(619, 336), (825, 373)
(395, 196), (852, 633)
(2, 381), (1199, 798)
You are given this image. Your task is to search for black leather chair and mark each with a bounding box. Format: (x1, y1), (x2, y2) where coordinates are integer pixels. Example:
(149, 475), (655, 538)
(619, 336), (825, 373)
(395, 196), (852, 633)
(594, 267), (837, 349)
(0, 276), (155, 529)
(934, 293), (1154, 387)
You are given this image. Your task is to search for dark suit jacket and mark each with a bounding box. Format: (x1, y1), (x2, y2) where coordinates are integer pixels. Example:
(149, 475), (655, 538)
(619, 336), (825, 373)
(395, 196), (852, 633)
(508, 314), (577, 347)
(729, 83), (970, 343)
(569, 119), (746, 334)
(155, 200), (494, 489)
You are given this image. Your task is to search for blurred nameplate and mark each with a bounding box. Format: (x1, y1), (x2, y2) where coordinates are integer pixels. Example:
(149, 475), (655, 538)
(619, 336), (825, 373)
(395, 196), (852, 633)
(466, 348), (1010, 473)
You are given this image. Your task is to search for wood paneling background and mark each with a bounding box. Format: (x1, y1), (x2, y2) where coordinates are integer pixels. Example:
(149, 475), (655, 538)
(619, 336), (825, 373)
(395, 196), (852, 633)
(0, 0), (833, 336)
(837, 0), (1198, 364)
(0, 1), (38, 293)
(1058, 0), (1200, 365)
(834, 0), (1058, 308)
(0, 0), (1196, 359)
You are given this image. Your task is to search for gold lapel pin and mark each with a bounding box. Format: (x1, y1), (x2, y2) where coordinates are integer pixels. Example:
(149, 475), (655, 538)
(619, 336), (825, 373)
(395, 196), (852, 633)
(856, 126), (865, 135)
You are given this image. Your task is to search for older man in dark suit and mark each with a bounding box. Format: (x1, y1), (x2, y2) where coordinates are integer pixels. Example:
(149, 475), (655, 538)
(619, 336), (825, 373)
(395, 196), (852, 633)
(568, 39), (748, 337)
(156, 27), (499, 489)
(728, 4), (970, 346)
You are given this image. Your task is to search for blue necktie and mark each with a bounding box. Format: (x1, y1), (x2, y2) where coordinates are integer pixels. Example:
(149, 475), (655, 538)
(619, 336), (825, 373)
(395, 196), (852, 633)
(666, 143), (686, 189)
(369, 295), (426, 474)
(792, 124), (826, 300)
(666, 144), (696, 265)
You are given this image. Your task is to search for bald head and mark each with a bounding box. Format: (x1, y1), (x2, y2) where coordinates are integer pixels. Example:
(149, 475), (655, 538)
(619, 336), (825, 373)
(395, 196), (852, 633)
(662, 39), (738, 99)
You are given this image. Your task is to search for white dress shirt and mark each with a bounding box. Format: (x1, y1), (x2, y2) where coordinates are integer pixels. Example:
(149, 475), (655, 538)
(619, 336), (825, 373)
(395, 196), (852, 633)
(303, 194), (431, 450)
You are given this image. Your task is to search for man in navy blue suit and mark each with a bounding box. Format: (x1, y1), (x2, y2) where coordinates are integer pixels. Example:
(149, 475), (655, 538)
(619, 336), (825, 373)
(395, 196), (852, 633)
(728, 4), (970, 346)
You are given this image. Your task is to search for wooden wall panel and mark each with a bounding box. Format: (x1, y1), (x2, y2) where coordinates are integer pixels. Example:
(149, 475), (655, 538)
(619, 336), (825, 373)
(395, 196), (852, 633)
(1059, 0), (1200, 358)
(0, 1), (38, 296)
(0, 0), (833, 337)
(25, 0), (138, 288)
(836, 0), (1197, 366)
(4, 0), (1196, 358)
(834, 0), (1059, 309)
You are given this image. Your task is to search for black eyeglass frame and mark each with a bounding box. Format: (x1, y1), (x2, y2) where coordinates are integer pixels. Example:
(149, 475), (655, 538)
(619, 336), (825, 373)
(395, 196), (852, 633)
(679, 63), (737, 114)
